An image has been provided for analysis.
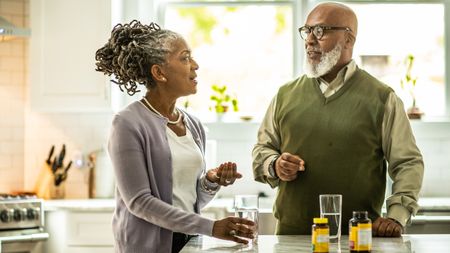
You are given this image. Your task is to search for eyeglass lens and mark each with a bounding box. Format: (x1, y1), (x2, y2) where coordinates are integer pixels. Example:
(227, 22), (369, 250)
(299, 26), (323, 40)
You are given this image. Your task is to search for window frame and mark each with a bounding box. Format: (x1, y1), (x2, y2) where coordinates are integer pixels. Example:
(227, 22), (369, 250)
(155, 0), (450, 118)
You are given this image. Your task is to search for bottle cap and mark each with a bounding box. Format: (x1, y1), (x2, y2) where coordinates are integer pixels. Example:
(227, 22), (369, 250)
(313, 217), (328, 224)
(352, 211), (368, 219)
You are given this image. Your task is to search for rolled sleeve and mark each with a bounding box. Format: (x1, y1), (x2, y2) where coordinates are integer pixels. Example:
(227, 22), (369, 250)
(382, 93), (424, 225)
(252, 96), (281, 188)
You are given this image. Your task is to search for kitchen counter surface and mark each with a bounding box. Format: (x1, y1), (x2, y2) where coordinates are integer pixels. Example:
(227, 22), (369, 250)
(181, 234), (450, 252)
(43, 199), (114, 212)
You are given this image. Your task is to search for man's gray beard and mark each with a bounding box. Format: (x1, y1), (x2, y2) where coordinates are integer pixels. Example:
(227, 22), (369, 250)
(303, 43), (342, 78)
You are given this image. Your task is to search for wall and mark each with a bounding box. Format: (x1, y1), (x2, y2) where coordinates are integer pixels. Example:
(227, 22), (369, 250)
(0, 0), (28, 193)
(24, 112), (112, 198)
(0, 0), (114, 197)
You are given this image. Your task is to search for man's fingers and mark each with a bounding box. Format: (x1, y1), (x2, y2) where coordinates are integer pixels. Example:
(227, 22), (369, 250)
(279, 153), (305, 172)
(373, 217), (404, 237)
(278, 168), (297, 179)
(280, 173), (297, 181)
(384, 222), (396, 237)
(393, 225), (402, 237)
(373, 220), (387, 237)
(281, 153), (302, 164)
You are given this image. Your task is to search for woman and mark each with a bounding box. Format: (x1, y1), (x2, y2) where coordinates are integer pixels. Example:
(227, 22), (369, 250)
(95, 21), (255, 252)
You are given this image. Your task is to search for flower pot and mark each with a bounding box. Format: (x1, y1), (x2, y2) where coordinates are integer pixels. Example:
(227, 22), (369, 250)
(407, 107), (424, 120)
(215, 105), (229, 113)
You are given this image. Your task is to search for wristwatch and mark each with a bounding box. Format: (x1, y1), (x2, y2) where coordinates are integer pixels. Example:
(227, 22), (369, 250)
(268, 156), (279, 178)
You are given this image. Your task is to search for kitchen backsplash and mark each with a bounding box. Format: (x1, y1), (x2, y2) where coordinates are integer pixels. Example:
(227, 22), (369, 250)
(0, 0), (28, 193)
(1, 0), (449, 200)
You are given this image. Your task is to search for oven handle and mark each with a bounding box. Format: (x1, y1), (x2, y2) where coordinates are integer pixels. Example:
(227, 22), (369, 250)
(0, 232), (49, 243)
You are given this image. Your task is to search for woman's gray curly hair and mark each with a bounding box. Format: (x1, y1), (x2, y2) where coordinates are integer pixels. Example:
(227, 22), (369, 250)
(95, 20), (182, 95)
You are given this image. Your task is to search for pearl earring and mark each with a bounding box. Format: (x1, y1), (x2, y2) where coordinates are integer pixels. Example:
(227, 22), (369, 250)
(162, 77), (166, 81)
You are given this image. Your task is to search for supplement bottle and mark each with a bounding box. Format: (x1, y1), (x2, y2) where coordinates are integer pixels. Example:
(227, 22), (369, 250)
(349, 211), (372, 252)
(312, 217), (329, 253)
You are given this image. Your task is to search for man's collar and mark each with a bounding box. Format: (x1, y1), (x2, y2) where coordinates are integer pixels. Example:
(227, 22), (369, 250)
(318, 60), (356, 84)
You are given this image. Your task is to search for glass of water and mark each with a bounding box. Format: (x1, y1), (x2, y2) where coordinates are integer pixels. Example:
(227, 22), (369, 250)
(319, 194), (342, 243)
(234, 194), (259, 243)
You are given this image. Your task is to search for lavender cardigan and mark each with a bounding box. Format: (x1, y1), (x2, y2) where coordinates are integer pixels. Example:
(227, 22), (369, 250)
(108, 101), (216, 252)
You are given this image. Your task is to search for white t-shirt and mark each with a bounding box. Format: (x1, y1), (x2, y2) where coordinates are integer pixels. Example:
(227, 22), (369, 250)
(166, 126), (203, 213)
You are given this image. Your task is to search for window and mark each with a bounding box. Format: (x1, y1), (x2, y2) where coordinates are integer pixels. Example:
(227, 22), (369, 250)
(348, 3), (445, 117)
(157, 0), (449, 119)
(159, 1), (294, 120)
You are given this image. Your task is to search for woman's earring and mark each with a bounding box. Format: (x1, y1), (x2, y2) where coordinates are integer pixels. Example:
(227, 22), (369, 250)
(161, 77), (166, 81)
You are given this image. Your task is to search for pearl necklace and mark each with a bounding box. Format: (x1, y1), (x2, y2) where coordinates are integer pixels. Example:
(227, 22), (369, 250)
(142, 97), (182, 125)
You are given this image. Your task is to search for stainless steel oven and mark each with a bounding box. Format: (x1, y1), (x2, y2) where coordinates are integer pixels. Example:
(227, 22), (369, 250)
(0, 194), (48, 253)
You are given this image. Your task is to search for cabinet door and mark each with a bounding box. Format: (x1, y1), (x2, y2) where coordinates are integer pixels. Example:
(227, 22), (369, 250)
(30, 0), (112, 112)
(66, 212), (114, 246)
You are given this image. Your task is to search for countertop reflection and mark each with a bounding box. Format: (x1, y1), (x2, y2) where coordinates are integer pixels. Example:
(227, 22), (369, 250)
(180, 234), (450, 253)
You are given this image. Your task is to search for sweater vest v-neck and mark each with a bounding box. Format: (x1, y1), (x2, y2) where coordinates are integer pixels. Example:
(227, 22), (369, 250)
(274, 68), (393, 234)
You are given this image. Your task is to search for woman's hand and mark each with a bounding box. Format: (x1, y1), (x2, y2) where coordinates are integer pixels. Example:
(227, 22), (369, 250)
(212, 217), (256, 244)
(206, 162), (242, 186)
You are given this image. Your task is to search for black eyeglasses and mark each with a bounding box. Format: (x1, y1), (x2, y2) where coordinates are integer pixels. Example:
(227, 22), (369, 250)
(298, 25), (351, 40)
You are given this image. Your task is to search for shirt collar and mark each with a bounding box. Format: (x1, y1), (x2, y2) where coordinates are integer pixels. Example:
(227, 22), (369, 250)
(318, 59), (356, 85)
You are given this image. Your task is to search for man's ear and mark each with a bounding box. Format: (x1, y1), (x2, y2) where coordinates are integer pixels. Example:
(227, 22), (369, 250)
(344, 33), (355, 49)
(150, 65), (167, 82)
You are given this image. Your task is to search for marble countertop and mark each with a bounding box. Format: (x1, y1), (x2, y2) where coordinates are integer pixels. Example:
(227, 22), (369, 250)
(181, 234), (450, 253)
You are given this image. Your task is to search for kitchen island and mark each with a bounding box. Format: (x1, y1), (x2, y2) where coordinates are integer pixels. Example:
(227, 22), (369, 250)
(181, 234), (450, 252)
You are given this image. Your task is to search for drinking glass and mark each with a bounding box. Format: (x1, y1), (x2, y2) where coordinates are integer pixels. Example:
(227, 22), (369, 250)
(319, 194), (342, 242)
(234, 195), (259, 243)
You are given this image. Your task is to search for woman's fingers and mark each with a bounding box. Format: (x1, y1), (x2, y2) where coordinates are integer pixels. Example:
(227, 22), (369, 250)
(212, 217), (256, 245)
(215, 162), (241, 186)
(227, 217), (255, 239)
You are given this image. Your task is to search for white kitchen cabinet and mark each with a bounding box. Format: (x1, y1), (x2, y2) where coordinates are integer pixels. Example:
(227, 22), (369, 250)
(43, 200), (115, 253)
(30, 0), (112, 112)
(44, 210), (114, 253)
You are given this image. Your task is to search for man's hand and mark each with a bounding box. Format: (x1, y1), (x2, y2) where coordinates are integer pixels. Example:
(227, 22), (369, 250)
(373, 217), (403, 237)
(275, 152), (305, 181)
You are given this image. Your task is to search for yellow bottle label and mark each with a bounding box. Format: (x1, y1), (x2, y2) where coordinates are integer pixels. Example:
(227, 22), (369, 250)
(350, 223), (372, 251)
(349, 226), (357, 250)
(312, 228), (329, 252)
(357, 223), (372, 251)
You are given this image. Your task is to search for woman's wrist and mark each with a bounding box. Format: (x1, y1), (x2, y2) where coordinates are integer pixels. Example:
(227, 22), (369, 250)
(201, 175), (219, 194)
(206, 173), (218, 184)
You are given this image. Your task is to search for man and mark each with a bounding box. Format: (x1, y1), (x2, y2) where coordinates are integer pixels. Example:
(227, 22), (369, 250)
(252, 2), (423, 237)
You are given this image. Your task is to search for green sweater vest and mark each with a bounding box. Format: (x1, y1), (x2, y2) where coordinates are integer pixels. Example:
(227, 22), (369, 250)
(274, 68), (393, 235)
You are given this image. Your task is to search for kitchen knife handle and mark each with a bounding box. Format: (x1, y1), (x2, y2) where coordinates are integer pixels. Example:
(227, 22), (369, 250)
(46, 145), (55, 165)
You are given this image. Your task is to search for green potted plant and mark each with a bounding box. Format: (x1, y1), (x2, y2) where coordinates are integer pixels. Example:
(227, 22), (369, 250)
(210, 84), (238, 114)
(400, 54), (423, 119)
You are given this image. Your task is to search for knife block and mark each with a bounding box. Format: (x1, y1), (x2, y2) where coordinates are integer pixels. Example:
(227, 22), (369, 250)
(49, 180), (66, 199)
(34, 164), (53, 199)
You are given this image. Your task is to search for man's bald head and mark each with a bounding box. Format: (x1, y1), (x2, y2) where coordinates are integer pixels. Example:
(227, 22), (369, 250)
(308, 2), (358, 37)
(302, 2), (358, 82)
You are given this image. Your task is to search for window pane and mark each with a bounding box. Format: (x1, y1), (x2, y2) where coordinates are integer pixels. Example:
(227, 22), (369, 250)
(164, 4), (293, 119)
(349, 3), (445, 117)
